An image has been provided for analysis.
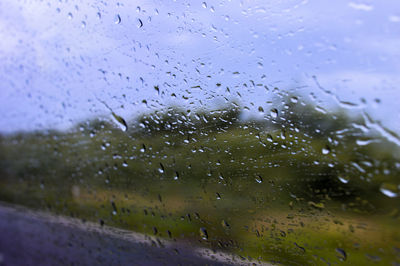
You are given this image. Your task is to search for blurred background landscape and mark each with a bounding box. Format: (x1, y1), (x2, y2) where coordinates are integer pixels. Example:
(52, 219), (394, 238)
(1, 92), (399, 265)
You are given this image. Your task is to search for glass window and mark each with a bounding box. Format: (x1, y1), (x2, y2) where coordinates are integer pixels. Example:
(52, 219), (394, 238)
(1, 0), (400, 265)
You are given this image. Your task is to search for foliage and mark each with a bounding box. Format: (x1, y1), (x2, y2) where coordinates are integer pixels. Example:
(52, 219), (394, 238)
(1, 96), (399, 265)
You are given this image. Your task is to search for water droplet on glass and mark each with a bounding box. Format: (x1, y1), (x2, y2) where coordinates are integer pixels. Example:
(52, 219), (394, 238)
(255, 175), (263, 183)
(111, 113), (127, 131)
(322, 146), (330, 155)
(221, 220), (230, 228)
(174, 171), (179, 180)
(140, 144), (146, 152)
(380, 183), (399, 198)
(199, 227), (208, 240)
(202, 2), (207, 8)
(338, 176), (349, 184)
(158, 163), (165, 174)
(137, 18), (143, 28)
(216, 192), (221, 199)
(335, 248), (347, 261)
(270, 108), (278, 119)
(81, 21), (86, 28)
(115, 14), (121, 24)
(68, 12), (73, 19)
(111, 201), (118, 215)
(294, 242), (306, 253)
(290, 96), (298, 103)
(356, 139), (376, 146)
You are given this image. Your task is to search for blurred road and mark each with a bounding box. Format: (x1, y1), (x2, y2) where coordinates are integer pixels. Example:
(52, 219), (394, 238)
(0, 203), (259, 266)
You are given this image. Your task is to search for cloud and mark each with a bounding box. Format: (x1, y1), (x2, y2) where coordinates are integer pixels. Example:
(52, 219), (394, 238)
(0, 0), (399, 133)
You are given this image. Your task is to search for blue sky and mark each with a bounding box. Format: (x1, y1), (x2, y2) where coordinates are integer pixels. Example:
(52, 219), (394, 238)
(0, 0), (399, 141)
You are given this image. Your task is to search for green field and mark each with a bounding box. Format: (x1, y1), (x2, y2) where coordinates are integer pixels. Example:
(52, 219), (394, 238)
(1, 98), (400, 265)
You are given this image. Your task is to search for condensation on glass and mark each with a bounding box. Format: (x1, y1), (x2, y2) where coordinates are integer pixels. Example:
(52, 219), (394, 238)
(0, 0), (400, 265)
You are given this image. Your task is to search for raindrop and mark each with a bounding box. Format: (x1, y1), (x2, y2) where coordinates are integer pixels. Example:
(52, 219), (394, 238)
(356, 139), (376, 146)
(315, 106), (327, 114)
(81, 21), (86, 28)
(258, 106), (264, 113)
(199, 227), (208, 240)
(338, 176), (349, 184)
(294, 242), (306, 253)
(255, 175), (263, 183)
(158, 163), (165, 174)
(221, 220), (230, 228)
(335, 248), (347, 261)
(270, 108), (278, 119)
(154, 85), (160, 95)
(113, 153), (122, 159)
(174, 171), (179, 180)
(111, 112), (127, 131)
(68, 12), (73, 19)
(216, 192), (221, 199)
(97, 98), (127, 131)
(140, 144), (146, 152)
(202, 2), (207, 8)
(290, 96), (298, 103)
(115, 14), (121, 24)
(351, 162), (365, 173)
(379, 183), (399, 198)
(111, 201), (118, 215)
(137, 18), (143, 28)
(322, 146), (330, 155)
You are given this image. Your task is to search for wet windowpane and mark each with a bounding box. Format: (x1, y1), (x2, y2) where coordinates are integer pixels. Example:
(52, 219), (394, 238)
(1, 0), (400, 265)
